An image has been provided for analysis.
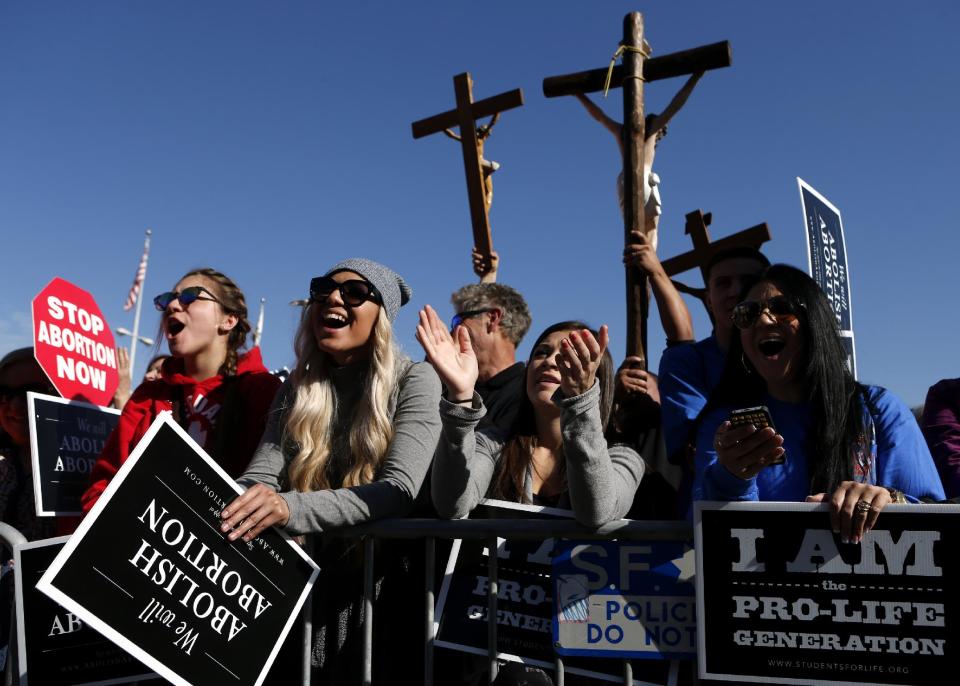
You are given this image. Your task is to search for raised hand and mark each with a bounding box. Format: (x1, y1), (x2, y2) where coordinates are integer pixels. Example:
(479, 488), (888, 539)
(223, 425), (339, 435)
(415, 305), (478, 401)
(557, 325), (609, 398)
(616, 356), (660, 404)
(472, 248), (499, 283)
(622, 230), (664, 276)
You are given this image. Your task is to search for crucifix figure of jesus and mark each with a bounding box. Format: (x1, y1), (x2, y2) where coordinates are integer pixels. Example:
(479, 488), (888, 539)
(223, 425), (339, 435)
(574, 71), (703, 251)
(543, 12), (731, 367)
(412, 72), (524, 283)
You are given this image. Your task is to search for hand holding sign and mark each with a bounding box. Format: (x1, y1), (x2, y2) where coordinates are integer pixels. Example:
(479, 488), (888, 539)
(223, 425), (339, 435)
(221, 484), (290, 542)
(806, 481), (893, 545)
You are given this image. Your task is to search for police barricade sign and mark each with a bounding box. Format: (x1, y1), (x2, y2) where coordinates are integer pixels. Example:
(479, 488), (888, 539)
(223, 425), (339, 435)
(14, 536), (155, 685)
(27, 392), (120, 516)
(32, 277), (119, 407)
(435, 500), (676, 685)
(797, 178), (856, 377)
(552, 539), (696, 659)
(695, 502), (960, 685)
(37, 414), (320, 686)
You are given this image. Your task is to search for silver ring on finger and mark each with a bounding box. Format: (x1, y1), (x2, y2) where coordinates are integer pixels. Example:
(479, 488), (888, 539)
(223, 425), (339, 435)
(855, 499), (872, 515)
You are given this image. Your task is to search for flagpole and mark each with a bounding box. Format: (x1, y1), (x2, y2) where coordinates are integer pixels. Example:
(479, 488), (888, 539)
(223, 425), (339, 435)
(129, 229), (152, 373)
(253, 298), (266, 347)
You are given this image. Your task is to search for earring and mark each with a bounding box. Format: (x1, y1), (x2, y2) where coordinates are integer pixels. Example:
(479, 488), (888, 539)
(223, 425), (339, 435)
(741, 353), (754, 375)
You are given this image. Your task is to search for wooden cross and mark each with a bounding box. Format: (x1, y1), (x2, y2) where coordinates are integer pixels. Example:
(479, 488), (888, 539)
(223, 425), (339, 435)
(543, 12), (731, 369)
(660, 210), (772, 297)
(412, 73), (524, 260)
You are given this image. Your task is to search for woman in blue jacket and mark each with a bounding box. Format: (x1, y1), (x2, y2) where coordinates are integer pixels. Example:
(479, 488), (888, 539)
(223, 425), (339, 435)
(693, 264), (943, 542)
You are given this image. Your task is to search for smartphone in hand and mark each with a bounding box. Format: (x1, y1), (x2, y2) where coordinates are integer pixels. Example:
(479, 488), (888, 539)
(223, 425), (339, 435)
(728, 406), (785, 465)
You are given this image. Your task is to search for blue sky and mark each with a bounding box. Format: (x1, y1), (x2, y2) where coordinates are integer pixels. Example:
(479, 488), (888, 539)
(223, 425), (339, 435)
(1, 1), (956, 406)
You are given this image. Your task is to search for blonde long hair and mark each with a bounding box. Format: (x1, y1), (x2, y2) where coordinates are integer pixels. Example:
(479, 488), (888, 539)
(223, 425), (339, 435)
(283, 305), (400, 492)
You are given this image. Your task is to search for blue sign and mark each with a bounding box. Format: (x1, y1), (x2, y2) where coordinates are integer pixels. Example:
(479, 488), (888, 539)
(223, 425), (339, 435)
(552, 540), (696, 659)
(798, 177), (856, 377)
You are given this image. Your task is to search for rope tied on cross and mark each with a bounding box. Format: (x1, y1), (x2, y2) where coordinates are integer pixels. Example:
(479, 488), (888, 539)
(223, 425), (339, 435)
(603, 41), (651, 97)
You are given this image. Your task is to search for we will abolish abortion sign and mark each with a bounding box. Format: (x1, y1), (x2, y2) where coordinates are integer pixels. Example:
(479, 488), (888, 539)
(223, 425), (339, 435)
(37, 414), (319, 686)
(695, 502), (960, 686)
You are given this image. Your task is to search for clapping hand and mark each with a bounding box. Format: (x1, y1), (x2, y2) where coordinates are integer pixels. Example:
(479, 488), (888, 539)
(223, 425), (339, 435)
(557, 325), (609, 398)
(415, 305), (478, 402)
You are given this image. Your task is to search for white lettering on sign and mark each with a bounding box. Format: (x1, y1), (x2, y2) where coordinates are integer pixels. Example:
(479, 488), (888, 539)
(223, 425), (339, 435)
(46, 296), (105, 336)
(38, 322), (117, 370)
(732, 629), (944, 655)
(730, 528), (943, 577)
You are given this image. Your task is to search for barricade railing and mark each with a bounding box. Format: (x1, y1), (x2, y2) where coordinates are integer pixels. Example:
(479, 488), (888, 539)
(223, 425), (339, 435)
(321, 518), (693, 686)
(0, 523), (27, 686)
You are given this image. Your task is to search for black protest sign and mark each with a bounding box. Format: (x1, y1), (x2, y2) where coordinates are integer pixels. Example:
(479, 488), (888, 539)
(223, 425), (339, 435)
(14, 536), (155, 686)
(798, 177), (856, 377)
(27, 392), (120, 516)
(695, 502), (960, 685)
(435, 500), (673, 685)
(37, 415), (319, 686)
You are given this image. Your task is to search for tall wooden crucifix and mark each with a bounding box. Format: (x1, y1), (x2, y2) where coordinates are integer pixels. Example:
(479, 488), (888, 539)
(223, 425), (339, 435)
(412, 73), (524, 270)
(660, 209), (772, 304)
(543, 12), (731, 368)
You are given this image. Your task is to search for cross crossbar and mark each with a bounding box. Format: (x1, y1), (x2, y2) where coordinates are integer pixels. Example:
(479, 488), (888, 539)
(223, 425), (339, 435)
(542, 40), (731, 98)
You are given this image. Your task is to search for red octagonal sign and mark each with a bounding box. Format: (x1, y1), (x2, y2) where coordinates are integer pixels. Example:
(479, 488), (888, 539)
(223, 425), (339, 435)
(32, 277), (119, 407)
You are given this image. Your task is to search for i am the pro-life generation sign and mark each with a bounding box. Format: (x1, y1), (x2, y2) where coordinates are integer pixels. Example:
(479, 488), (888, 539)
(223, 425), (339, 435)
(14, 536), (155, 686)
(32, 277), (119, 407)
(797, 178), (856, 377)
(552, 539), (696, 660)
(695, 502), (960, 686)
(37, 414), (320, 686)
(27, 392), (120, 516)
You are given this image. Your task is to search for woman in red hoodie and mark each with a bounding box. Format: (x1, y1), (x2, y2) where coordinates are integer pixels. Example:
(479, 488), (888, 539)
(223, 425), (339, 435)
(82, 267), (281, 512)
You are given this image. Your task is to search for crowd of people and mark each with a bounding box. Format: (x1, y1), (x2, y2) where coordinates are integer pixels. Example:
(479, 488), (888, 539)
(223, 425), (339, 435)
(0, 237), (957, 684)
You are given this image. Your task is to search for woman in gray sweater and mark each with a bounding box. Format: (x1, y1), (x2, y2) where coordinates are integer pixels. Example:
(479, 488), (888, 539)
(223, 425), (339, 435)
(416, 305), (644, 525)
(221, 258), (441, 684)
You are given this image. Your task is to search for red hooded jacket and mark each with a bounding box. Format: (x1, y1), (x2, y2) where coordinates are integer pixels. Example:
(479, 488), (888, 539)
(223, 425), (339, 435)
(81, 347), (281, 514)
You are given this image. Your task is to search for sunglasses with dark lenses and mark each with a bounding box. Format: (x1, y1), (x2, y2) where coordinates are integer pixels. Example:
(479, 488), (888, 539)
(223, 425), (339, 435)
(153, 286), (222, 312)
(0, 382), (57, 401)
(732, 296), (802, 330)
(309, 277), (380, 307)
(450, 308), (496, 331)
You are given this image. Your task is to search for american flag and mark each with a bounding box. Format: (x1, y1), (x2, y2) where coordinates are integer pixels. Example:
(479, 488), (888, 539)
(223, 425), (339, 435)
(123, 231), (151, 311)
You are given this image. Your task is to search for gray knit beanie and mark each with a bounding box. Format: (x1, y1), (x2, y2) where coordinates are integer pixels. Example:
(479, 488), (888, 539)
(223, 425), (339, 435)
(325, 258), (412, 322)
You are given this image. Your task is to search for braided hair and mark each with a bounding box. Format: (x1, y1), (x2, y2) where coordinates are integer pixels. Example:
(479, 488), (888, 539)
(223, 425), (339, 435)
(179, 268), (251, 377)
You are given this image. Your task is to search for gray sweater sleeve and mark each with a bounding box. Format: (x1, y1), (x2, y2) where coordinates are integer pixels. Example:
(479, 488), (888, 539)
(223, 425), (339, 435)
(239, 363), (442, 535)
(558, 381), (645, 526)
(431, 394), (506, 519)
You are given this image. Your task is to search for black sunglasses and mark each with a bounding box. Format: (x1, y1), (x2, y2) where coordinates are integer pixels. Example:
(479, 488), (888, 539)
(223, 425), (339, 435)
(732, 296), (803, 330)
(309, 277), (381, 307)
(450, 308), (497, 331)
(153, 286), (222, 312)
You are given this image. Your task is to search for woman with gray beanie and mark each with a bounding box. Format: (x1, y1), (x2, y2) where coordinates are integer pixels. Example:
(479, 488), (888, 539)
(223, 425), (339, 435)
(221, 258), (441, 684)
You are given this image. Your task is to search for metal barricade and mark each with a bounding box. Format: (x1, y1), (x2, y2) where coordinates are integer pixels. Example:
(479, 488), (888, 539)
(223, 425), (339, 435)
(0, 523), (27, 686)
(314, 518), (692, 686)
